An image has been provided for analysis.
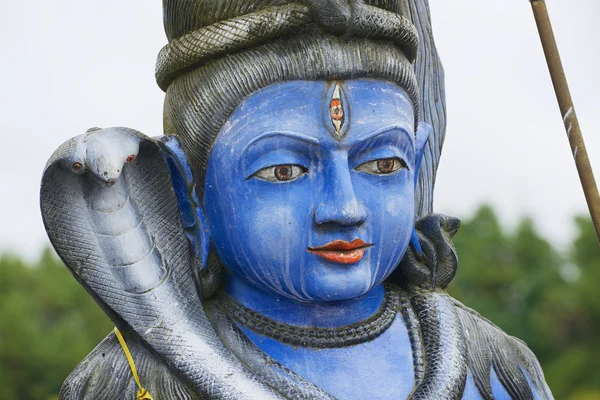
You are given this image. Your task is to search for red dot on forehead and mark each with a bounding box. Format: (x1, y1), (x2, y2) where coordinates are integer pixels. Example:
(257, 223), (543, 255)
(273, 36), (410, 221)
(330, 100), (344, 121)
(328, 83), (346, 139)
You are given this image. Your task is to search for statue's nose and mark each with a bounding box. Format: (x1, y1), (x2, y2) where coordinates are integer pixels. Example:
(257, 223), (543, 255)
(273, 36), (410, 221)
(314, 154), (367, 227)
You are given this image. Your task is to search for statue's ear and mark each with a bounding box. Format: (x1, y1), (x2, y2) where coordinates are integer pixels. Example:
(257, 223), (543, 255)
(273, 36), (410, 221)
(409, 226), (424, 257)
(408, 123), (432, 261)
(414, 122), (432, 188)
(159, 136), (210, 272)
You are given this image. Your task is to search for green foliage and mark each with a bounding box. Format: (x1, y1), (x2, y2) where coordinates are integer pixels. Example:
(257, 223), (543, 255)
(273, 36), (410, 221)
(450, 205), (600, 399)
(1, 206), (599, 399)
(0, 249), (112, 400)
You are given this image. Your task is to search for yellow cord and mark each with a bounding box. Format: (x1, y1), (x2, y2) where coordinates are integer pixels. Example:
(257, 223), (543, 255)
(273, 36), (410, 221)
(114, 327), (155, 400)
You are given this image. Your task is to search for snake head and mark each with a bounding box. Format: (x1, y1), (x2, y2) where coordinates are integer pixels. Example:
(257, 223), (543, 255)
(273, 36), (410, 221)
(81, 127), (141, 186)
(53, 127), (144, 185)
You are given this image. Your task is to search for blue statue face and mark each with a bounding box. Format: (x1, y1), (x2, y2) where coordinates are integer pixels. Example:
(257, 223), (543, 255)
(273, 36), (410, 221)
(204, 79), (428, 302)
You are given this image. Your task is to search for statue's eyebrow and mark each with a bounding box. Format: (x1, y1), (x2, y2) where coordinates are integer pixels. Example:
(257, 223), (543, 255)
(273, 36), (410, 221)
(242, 131), (320, 155)
(349, 125), (413, 146)
(348, 126), (414, 161)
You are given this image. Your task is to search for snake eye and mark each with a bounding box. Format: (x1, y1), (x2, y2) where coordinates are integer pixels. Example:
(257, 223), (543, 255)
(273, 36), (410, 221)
(72, 162), (83, 172)
(126, 155), (136, 163)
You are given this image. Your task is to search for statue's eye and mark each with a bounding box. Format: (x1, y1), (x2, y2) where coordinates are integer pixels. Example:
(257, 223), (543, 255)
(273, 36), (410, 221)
(253, 164), (308, 182)
(355, 157), (407, 175)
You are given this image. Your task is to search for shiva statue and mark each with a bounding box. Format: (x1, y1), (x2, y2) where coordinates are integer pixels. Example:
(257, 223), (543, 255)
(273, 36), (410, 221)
(41, 1), (554, 399)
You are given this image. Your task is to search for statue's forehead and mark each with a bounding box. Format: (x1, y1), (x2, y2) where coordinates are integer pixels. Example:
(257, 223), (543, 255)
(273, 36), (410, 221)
(220, 79), (414, 142)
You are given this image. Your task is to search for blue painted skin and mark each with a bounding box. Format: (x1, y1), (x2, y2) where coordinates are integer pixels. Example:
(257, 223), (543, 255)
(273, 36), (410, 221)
(160, 136), (210, 272)
(166, 79), (534, 399)
(205, 80), (426, 304)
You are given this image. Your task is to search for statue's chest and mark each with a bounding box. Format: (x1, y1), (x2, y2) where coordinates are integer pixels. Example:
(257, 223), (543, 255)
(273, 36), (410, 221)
(240, 315), (416, 400)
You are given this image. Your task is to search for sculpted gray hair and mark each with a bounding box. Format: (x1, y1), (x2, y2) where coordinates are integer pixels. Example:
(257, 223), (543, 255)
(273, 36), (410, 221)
(158, 0), (446, 219)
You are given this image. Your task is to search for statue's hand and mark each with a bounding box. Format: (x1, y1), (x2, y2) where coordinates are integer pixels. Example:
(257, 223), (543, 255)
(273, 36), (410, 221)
(53, 127), (145, 186)
(395, 214), (460, 289)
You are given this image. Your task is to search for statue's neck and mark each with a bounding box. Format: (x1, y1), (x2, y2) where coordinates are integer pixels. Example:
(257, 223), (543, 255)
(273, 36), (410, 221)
(224, 274), (385, 328)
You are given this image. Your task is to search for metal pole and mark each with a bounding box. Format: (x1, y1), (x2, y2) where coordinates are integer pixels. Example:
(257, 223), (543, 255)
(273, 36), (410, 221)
(530, 0), (600, 243)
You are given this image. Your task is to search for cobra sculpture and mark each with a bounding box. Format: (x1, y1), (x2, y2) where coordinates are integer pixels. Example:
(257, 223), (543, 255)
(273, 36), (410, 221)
(40, 127), (334, 400)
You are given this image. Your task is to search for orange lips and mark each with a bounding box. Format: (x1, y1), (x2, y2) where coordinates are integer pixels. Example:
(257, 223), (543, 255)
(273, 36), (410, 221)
(307, 239), (373, 264)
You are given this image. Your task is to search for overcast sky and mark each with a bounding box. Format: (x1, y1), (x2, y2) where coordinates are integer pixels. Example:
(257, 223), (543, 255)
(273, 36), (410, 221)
(1, 1), (598, 259)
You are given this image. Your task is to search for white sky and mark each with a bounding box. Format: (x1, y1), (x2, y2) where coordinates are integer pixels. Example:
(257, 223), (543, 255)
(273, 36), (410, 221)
(0, 1), (598, 260)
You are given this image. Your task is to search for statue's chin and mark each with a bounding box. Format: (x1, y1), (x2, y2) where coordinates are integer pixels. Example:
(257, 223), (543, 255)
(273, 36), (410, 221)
(239, 260), (389, 304)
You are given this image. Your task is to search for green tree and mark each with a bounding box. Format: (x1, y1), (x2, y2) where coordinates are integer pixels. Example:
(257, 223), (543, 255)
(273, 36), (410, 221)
(0, 249), (113, 400)
(554, 216), (600, 399)
(450, 206), (600, 399)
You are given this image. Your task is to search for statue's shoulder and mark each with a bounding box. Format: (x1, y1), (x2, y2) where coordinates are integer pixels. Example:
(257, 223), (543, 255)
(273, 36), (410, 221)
(450, 296), (554, 399)
(59, 331), (201, 400)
